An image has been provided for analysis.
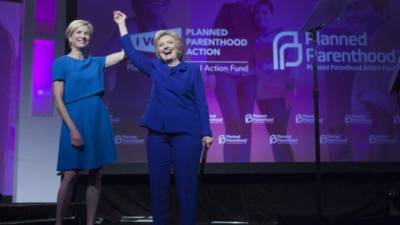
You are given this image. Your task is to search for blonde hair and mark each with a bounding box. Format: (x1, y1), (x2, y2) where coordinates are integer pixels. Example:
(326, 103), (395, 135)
(153, 30), (184, 60)
(65, 20), (94, 40)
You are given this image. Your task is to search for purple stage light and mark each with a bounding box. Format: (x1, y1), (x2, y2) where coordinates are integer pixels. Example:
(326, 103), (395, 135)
(31, 39), (55, 116)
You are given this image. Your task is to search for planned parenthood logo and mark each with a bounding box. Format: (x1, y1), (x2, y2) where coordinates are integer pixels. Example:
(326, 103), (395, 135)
(269, 134), (298, 145)
(368, 135), (396, 144)
(218, 134), (248, 145)
(114, 135), (145, 145)
(245, 114), (274, 124)
(344, 114), (372, 124)
(109, 114), (120, 124)
(209, 114), (223, 124)
(320, 135), (348, 145)
(295, 114), (323, 124)
(272, 30), (397, 72)
(394, 114), (400, 124)
(273, 31), (303, 70)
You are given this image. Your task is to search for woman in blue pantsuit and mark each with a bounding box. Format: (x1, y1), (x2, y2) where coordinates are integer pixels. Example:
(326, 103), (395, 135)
(113, 10), (213, 225)
(52, 20), (125, 225)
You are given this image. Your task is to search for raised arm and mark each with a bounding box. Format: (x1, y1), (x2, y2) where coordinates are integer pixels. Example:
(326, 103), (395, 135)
(113, 10), (128, 36)
(53, 81), (84, 148)
(105, 50), (125, 68)
(113, 10), (153, 76)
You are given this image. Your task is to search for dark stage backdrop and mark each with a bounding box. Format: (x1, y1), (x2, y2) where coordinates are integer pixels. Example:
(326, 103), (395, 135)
(75, 0), (400, 164)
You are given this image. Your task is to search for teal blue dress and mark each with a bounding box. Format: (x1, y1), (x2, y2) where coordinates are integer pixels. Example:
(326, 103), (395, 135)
(52, 55), (116, 171)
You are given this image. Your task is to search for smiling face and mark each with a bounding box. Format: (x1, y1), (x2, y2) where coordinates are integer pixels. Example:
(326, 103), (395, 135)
(155, 32), (183, 65)
(65, 20), (93, 50)
(68, 25), (91, 49)
(158, 35), (178, 64)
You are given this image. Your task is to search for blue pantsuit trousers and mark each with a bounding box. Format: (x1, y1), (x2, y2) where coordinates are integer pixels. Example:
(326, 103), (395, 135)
(147, 129), (203, 225)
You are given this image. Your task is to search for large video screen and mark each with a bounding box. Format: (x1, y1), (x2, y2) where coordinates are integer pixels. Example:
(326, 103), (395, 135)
(76, 0), (400, 164)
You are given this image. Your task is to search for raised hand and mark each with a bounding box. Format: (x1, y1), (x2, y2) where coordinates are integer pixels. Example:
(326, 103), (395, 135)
(113, 10), (128, 36)
(113, 10), (127, 25)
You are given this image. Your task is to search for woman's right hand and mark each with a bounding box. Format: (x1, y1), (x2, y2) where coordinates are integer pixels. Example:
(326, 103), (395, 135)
(70, 129), (84, 149)
(113, 10), (127, 25)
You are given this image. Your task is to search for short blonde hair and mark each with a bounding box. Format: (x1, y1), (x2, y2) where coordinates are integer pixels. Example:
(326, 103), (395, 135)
(65, 20), (94, 40)
(153, 30), (184, 60)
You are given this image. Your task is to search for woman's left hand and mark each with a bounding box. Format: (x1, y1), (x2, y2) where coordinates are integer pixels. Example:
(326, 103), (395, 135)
(202, 136), (213, 150)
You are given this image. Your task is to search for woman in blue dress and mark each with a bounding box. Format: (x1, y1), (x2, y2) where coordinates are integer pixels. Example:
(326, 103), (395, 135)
(113, 10), (213, 225)
(52, 20), (125, 225)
